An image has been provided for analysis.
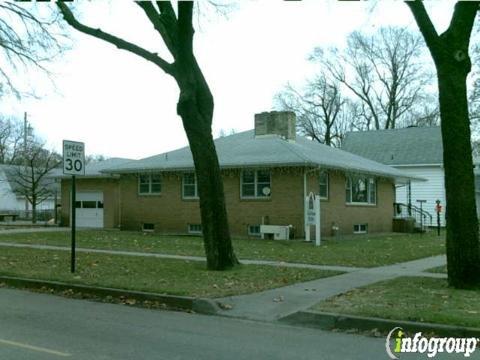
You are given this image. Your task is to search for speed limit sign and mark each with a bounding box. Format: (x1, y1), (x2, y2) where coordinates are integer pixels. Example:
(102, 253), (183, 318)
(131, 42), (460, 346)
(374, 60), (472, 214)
(63, 140), (85, 176)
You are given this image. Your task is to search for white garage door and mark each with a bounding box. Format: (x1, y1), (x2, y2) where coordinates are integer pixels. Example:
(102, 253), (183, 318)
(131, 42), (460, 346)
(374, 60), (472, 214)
(74, 192), (104, 228)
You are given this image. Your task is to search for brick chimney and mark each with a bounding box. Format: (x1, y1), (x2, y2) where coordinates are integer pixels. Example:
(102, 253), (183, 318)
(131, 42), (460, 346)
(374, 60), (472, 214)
(254, 111), (296, 141)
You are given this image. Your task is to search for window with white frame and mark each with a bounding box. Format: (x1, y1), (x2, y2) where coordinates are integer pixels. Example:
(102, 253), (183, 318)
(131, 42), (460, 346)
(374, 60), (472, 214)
(248, 224), (261, 236)
(182, 173), (198, 199)
(319, 172), (329, 199)
(241, 170), (271, 198)
(138, 174), (162, 195)
(346, 176), (376, 204)
(188, 224), (202, 234)
(353, 224), (368, 234)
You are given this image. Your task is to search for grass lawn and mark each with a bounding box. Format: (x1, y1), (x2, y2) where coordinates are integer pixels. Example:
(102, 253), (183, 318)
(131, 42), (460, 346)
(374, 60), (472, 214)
(311, 277), (480, 328)
(0, 230), (445, 267)
(0, 247), (339, 298)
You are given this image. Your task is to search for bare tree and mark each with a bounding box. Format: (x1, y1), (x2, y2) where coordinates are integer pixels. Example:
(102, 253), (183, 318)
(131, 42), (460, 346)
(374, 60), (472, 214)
(275, 78), (352, 147)
(407, 0), (480, 289)
(0, 2), (66, 98)
(0, 117), (23, 164)
(57, 1), (238, 270)
(8, 141), (60, 224)
(313, 27), (436, 130)
(85, 154), (109, 165)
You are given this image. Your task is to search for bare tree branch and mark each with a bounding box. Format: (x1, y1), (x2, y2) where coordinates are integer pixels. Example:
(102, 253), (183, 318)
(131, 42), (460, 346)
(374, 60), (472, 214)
(57, 2), (175, 76)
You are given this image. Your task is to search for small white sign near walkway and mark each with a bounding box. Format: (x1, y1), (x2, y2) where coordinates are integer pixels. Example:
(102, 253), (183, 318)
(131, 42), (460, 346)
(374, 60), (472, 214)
(305, 192), (321, 246)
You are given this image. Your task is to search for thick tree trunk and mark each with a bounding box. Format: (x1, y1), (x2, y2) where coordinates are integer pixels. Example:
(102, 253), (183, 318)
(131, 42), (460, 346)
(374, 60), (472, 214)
(406, 0), (480, 289)
(177, 91), (238, 270)
(438, 65), (480, 288)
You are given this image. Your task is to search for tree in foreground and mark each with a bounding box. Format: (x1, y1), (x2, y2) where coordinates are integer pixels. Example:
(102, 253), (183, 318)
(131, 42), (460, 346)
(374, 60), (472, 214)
(0, 1), (65, 98)
(57, 1), (238, 270)
(407, 0), (480, 288)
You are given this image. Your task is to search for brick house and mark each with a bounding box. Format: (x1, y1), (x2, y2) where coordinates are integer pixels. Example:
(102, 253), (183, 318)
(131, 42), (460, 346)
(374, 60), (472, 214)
(60, 112), (414, 237)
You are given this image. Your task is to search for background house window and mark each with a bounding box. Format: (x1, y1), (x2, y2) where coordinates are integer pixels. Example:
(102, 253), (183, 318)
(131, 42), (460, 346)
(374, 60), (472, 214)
(346, 176), (376, 204)
(188, 224), (202, 234)
(319, 172), (329, 199)
(138, 174), (162, 195)
(183, 173), (198, 198)
(241, 170), (271, 198)
(248, 224), (261, 236)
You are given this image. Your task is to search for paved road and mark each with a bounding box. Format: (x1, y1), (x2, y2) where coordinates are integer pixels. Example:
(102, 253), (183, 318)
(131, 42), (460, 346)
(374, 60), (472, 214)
(0, 288), (451, 360)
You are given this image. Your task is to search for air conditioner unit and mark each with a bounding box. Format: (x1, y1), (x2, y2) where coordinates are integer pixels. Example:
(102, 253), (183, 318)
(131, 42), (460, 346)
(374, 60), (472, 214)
(260, 225), (290, 240)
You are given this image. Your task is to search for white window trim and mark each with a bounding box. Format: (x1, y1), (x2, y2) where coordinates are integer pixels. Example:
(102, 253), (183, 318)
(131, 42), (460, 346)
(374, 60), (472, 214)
(182, 173), (199, 199)
(319, 172), (329, 200)
(353, 224), (368, 234)
(138, 174), (162, 196)
(345, 176), (377, 205)
(240, 170), (271, 199)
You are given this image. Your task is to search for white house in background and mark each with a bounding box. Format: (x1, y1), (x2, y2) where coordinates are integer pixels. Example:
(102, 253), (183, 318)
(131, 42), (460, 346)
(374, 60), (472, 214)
(0, 164), (58, 213)
(342, 127), (447, 226)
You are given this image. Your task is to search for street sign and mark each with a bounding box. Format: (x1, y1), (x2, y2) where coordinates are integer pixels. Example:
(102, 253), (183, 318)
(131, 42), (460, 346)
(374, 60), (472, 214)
(63, 140), (85, 176)
(62, 140), (85, 273)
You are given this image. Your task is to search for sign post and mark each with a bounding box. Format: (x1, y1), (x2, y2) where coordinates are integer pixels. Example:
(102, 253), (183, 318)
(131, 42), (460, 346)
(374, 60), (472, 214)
(435, 200), (442, 236)
(305, 192), (321, 246)
(63, 140), (85, 273)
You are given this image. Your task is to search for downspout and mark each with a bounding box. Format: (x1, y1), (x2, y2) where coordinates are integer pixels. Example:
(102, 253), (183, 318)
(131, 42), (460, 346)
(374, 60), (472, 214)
(118, 175), (122, 229)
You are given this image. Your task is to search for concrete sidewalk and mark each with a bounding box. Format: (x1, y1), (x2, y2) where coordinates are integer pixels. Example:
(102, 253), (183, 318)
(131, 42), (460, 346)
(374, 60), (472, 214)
(0, 241), (363, 273)
(217, 255), (446, 322)
(0, 239), (447, 323)
(0, 227), (70, 234)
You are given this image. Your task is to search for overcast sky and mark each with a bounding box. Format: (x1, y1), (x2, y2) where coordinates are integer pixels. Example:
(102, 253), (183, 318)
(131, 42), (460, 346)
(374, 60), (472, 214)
(4, 0), (454, 160)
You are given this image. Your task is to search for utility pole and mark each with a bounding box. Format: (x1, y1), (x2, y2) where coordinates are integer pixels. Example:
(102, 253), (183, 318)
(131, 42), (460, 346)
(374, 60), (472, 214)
(23, 112), (28, 217)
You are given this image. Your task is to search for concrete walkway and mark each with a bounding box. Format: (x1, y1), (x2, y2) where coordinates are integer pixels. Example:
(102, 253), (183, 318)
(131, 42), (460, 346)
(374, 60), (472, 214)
(0, 241), (364, 273)
(0, 239), (447, 323)
(217, 255), (446, 322)
(0, 227), (70, 234)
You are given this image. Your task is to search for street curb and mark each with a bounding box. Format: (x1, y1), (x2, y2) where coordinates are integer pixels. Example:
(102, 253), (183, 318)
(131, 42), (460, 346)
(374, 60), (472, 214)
(279, 311), (480, 338)
(0, 275), (220, 315)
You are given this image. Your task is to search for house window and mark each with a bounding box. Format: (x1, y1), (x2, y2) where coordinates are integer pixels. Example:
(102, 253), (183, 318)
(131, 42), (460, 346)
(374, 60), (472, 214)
(319, 172), (329, 199)
(248, 225), (261, 236)
(346, 176), (376, 204)
(241, 170), (271, 198)
(188, 224), (202, 234)
(143, 223), (155, 232)
(353, 224), (368, 234)
(182, 173), (198, 199)
(138, 174), (162, 195)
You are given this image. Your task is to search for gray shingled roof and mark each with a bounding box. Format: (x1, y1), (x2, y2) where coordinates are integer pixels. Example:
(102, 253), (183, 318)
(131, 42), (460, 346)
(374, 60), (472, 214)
(341, 127), (443, 166)
(52, 157), (133, 179)
(102, 130), (419, 182)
